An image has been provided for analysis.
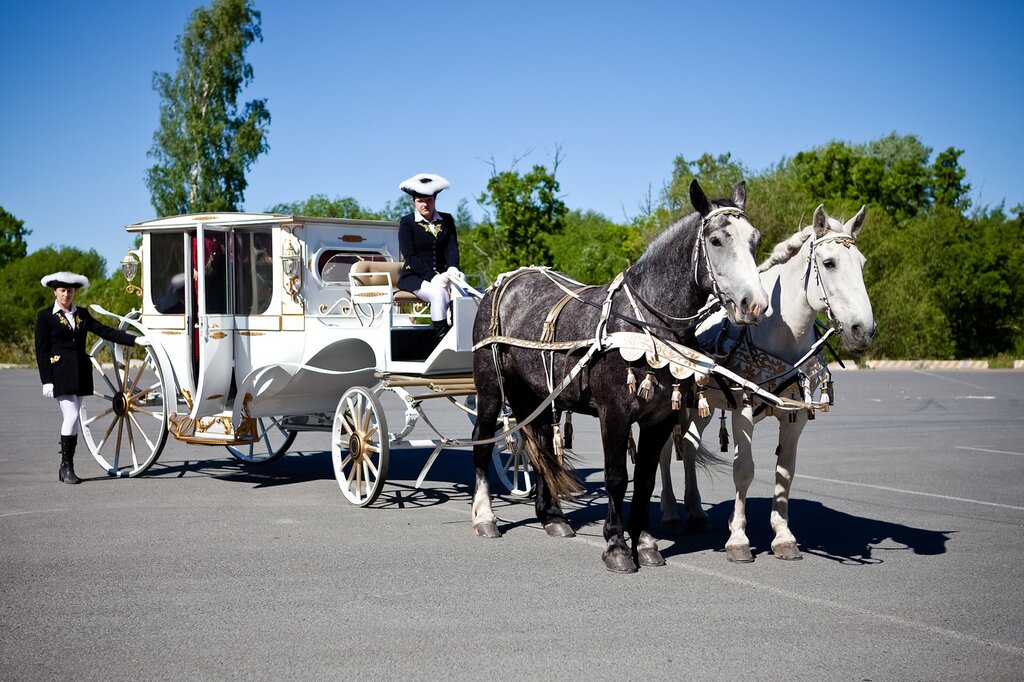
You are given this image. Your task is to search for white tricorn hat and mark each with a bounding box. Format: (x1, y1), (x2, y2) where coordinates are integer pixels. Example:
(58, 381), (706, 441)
(41, 271), (90, 290)
(399, 173), (450, 198)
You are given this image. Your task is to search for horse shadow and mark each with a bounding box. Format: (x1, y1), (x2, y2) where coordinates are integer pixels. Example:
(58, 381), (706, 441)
(660, 497), (953, 564)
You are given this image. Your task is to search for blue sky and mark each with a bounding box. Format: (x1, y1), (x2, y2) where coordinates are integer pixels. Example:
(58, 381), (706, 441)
(2, 1), (1021, 273)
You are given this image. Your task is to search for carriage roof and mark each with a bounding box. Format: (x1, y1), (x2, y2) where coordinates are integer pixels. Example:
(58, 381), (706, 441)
(125, 212), (400, 232)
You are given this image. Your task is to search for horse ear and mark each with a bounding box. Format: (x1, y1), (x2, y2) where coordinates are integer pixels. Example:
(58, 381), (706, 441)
(689, 179), (711, 216)
(732, 182), (747, 211)
(812, 204), (829, 239)
(846, 205), (867, 237)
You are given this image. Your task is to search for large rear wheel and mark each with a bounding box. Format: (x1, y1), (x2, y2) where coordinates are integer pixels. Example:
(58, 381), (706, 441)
(80, 339), (168, 477)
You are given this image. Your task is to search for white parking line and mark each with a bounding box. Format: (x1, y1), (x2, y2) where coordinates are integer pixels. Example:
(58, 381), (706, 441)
(797, 474), (1024, 511)
(659, 554), (1024, 658)
(0, 508), (71, 519)
(955, 445), (1024, 457)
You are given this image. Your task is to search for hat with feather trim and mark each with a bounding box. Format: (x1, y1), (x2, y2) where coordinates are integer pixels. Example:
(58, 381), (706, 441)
(41, 271), (90, 290)
(399, 173), (450, 198)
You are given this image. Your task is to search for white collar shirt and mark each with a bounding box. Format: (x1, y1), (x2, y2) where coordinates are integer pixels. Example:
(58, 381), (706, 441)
(52, 302), (78, 330)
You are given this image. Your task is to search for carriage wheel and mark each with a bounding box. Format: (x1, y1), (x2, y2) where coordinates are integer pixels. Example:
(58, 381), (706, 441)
(225, 417), (296, 464)
(332, 386), (389, 506)
(465, 398), (534, 497)
(80, 338), (168, 477)
(492, 427), (533, 497)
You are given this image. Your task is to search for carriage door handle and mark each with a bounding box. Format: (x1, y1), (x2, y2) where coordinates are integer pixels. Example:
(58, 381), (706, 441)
(198, 316), (209, 342)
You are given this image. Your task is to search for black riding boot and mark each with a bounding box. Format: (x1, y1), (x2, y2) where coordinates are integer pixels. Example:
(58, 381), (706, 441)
(59, 434), (81, 485)
(433, 320), (449, 341)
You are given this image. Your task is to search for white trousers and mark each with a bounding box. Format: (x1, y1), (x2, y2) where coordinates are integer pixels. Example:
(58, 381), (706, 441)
(415, 279), (450, 322)
(56, 395), (82, 436)
(415, 276), (470, 322)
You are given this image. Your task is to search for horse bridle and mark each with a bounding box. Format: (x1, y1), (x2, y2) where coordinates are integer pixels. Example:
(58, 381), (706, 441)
(620, 206), (752, 336)
(803, 231), (858, 333)
(693, 206), (750, 312)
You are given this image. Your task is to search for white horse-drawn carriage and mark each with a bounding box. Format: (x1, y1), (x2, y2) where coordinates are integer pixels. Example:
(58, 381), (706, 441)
(80, 212), (529, 505)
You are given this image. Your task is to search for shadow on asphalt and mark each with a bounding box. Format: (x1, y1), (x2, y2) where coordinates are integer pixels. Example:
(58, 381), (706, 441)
(658, 497), (953, 564)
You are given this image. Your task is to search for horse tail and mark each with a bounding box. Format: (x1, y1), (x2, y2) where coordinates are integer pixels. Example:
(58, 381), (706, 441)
(693, 440), (728, 473)
(521, 423), (584, 500)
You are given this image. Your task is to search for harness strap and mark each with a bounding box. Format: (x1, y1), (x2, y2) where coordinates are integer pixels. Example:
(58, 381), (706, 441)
(487, 267), (542, 337)
(541, 286), (597, 344)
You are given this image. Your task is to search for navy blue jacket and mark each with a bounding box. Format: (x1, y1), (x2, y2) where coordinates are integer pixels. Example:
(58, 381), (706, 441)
(397, 211), (460, 292)
(35, 306), (137, 396)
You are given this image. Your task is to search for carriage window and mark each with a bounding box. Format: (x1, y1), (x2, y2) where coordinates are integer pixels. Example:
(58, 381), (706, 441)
(233, 230), (274, 315)
(202, 232), (230, 314)
(151, 233), (187, 314)
(317, 251), (386, 283)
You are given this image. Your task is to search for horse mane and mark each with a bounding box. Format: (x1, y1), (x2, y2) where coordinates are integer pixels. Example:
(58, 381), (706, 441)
(630, 210), (700, 277)
(757, 225), (813, 272)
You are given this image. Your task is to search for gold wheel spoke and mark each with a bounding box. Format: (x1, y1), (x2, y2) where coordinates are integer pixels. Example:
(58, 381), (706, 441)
(128, 412), (158, 452)
(113, 417), (125, 468)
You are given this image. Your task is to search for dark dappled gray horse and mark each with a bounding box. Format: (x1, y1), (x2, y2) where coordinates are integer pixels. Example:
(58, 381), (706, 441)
(470, 180), (769, 573)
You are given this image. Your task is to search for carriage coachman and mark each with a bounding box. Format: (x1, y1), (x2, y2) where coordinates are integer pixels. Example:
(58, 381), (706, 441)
(80, 212), (530, 505)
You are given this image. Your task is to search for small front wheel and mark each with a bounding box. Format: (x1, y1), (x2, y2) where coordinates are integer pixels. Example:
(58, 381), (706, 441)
(493, 427), (533, 497)
(332, 386), (389, 506)
(226, 417), (296, 464)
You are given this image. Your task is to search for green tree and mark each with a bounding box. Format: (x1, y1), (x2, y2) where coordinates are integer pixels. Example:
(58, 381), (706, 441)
(662, 152), (747, 216)
(469, 160), (567, 281)
(0, 206), (31, 268)
(930, 147), (971, 212)
(146, 0), (270, 216)
(547, 210), (637, 284)
(267, 195), (379, 219)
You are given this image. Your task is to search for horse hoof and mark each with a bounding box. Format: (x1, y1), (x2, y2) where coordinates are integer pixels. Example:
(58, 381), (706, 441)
(473, 522), (501, 539)
(661, 518), (684, 536)
(602, 551), (638, 574)
(686, 515), (711, 533)
(725, 546), (754, 563)
(773, 542), (802, 560)
(544, 521), (575, 538)
(637, 548), (666, 567)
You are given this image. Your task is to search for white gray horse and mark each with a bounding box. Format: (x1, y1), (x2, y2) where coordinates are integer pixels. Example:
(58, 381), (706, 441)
(659, 205), (874, 561)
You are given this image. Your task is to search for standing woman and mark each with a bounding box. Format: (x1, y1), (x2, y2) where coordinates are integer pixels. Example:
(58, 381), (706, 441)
(35, 271), (148, 484)
(397, 173), (467, 339)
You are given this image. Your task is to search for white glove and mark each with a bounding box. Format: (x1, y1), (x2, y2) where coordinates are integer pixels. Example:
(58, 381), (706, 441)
(42, 383), (54, 399)
(446, 267), (465, 281)
(135, 336), (152, 347)
(430, 273), (449, 288)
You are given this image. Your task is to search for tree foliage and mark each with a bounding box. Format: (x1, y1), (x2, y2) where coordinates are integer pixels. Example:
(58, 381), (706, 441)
(463, 162), (567, 281)
(146, 0), (270, 216)
(4, 128), (1023, 362)
(0, 206), (31, 268)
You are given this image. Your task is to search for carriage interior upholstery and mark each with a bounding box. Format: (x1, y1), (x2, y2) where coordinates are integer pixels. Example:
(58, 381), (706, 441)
(350, 260), (420, 305)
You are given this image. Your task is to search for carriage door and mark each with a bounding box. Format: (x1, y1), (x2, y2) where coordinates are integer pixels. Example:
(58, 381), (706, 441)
(190, 225), (235, 418)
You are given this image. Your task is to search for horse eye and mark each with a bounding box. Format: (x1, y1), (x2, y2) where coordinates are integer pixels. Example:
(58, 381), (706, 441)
(823, 258), (836, 269)
(709, 236), (722, 247)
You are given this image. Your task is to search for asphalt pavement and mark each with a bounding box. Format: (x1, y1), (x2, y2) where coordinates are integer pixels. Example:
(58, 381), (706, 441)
(1, 367), (1022, 680)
